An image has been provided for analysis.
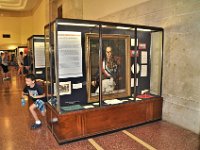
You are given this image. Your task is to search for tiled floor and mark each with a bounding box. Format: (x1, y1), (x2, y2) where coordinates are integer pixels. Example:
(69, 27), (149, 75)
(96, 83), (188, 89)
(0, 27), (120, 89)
(0, 68), (199, 150)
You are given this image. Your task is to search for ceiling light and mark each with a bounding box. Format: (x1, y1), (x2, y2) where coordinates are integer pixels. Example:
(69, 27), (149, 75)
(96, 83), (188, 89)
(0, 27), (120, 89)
(57, 22), (97, 27)
(137, 28), (151, 32)
(116, 26), (131, 30)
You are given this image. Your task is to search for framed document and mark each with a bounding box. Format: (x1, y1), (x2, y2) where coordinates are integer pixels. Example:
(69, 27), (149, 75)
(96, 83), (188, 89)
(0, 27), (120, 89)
(54, 81), (71, 95)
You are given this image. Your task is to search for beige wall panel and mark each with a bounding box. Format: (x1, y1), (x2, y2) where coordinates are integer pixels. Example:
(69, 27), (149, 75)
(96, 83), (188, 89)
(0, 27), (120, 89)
(32, 0), (46, 35)
(0, 17), (21, 49)
(97, 0), (200, 134)
(83, 0), (149, 20)
(20, 16), (33, 45)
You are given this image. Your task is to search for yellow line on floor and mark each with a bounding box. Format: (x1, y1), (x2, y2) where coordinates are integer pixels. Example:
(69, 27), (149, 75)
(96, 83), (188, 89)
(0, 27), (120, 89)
(88, 138), (104, 150)
(122, 130), (157, 150)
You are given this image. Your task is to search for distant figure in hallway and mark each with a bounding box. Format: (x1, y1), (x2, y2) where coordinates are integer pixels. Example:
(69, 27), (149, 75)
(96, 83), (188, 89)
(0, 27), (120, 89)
(17, 52), (24, 75)
(22, 74), (46, 130)
(23, 53), (31, 75)
(1, 52), (10, 80)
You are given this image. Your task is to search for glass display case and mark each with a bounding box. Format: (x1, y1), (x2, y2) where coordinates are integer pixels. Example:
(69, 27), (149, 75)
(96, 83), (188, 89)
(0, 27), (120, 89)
(45, 18), (164, 144)
(27, 35), (46, 80)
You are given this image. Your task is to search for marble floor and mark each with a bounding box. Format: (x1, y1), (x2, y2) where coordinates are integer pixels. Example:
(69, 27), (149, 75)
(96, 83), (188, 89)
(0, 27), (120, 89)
(0, 67), (199, 150)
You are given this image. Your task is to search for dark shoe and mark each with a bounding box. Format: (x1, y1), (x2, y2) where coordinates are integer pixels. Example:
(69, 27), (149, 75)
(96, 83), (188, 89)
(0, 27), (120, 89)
(31, 123), (42, 130)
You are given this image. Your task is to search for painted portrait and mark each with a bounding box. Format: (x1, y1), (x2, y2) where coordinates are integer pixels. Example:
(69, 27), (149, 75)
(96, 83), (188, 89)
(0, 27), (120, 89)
(85, 34), (131, 102)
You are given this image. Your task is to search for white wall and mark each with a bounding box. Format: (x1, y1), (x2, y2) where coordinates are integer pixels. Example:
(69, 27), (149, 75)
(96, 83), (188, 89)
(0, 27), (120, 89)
(20, 16), (33, 45)
(0, 0), (48, 50)
(0, 17), (23, 49)
(90, 0), (200, 134)
(83, 0), (149, 20)
(32, 0), (48, 35)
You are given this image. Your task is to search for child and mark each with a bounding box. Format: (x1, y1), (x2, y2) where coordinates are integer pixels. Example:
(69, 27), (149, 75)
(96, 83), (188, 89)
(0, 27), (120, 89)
(22, 74), (46, 130)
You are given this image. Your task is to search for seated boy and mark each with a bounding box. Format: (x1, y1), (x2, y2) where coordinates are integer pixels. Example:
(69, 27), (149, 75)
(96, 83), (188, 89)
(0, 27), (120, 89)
(22, 74), (46, 130)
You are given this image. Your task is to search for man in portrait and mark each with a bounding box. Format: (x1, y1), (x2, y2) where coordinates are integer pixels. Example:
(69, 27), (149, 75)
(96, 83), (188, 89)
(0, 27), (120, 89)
(91, 46), (122, 94)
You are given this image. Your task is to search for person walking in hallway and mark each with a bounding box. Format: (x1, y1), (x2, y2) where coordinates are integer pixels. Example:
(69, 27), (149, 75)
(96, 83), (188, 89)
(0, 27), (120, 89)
(23, 53), (30, 74)
(17, 51), (24, 75)
(1, 52), (10, 80)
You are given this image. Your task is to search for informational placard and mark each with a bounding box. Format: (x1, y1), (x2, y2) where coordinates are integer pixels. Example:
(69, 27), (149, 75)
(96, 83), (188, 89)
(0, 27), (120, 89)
(72, 83), (83, 89)
(141, 65), (147, 77)
(131, 78), (138, 87)
(34, 42), (45, 68)
(36, 71), (43, 74)
(141, 51), (148, 64)
(138, 43), (146, 49)
(131, 38), (138, 46)
(58, 31), (83, 78)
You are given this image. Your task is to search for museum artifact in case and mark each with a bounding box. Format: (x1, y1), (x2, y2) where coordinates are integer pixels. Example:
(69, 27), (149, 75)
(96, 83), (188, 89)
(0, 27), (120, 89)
(27, 35), (46, 80)
(45, 18), (164, 144)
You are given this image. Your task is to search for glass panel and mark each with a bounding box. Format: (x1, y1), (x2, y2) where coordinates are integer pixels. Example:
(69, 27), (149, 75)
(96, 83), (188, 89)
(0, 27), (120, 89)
(85, 33), (100, 102)
(27, 38), (33, 73)
(54, 20), (100, 113)
(98, 25), (132, 105)
(150, 31), (163, 95)
(44, 26), (53, 104)
(135, 28), (163, 99)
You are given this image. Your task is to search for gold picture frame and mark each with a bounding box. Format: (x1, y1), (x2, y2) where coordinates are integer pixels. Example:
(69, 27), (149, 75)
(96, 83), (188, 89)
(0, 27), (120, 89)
(85, 33), (131, 102)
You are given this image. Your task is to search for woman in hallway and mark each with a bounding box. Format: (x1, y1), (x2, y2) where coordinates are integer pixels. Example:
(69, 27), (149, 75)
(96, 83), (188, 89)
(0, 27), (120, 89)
(17, 51), (24, 75)
(1, 52), (10, 80)
(23, 53), (32, 75)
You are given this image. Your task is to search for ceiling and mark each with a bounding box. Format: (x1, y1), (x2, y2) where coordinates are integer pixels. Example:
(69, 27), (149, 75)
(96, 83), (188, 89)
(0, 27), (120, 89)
(0, 0), (40, 11)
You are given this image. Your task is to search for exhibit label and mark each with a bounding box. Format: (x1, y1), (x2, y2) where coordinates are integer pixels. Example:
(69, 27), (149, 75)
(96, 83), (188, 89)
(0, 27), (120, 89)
(58, 31), (83, 78)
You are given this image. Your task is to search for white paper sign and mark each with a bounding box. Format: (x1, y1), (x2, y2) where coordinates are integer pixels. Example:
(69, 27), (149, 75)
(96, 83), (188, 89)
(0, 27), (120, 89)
(83, 105), (94, 109)
(36, 71), (43, 74)
(131, 38), (138, 46)
(58, 31), (83, 78)
(141, 51), (147, 64)
(131, 78), (138, 87)
(72, 83), (83, 89)
(34, 42), (45, 68)
(141, 65), (147, 77)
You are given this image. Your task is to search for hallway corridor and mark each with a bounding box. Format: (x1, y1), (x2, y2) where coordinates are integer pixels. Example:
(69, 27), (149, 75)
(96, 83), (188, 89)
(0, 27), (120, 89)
(0, 68), (199, 150)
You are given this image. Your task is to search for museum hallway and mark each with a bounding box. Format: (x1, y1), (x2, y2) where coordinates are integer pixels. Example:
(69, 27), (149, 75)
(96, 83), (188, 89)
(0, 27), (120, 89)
(0, 68), (199, 150)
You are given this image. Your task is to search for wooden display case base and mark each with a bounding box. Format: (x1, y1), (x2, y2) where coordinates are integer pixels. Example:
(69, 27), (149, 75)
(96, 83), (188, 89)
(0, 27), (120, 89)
(46, 97), (162, 144)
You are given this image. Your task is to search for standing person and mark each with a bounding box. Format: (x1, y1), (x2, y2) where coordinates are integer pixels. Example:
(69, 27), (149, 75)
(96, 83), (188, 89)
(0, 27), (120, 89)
(1, 52), (10, 80)
(23, 53), (30, 75)
(22, 74), (46, 130)
(17, 52), (24, 75)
